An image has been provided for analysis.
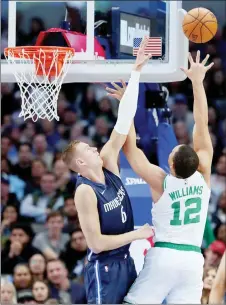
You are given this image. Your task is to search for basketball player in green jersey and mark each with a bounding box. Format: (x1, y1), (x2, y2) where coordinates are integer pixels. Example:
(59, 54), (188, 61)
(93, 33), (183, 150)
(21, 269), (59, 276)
(106, 51), (214, 303)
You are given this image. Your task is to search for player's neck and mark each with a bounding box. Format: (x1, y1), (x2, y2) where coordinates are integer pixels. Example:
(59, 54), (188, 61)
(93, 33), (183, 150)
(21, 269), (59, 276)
(83, 167), (105, 185)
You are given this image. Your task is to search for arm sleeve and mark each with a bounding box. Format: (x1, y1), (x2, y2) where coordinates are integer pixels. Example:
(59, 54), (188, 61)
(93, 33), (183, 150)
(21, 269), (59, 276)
(114, 70), (140, 135)
(20, 195), (46, 218)
(32, 234), (47, 252)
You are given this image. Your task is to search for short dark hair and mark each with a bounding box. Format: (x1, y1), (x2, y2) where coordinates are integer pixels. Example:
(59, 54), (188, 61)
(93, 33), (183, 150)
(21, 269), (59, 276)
(46, 258), (66, 269)
(19, 142), (32, 150)
(46, 211), (63, 222)
(173, 145), (199, 179)
(11, 222), (34, 239)
(69, 228), (83, 237)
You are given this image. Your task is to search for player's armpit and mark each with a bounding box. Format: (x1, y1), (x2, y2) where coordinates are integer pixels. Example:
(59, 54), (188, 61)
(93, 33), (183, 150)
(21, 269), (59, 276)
(123, 145), (165, 194)
(123, 123), (165, 195)
(100, 130), (126, 176)
(75, 184), (103, 254)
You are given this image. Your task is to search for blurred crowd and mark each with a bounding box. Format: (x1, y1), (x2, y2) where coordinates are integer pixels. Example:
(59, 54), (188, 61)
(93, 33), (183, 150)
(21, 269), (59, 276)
(1, 12), (226, 305)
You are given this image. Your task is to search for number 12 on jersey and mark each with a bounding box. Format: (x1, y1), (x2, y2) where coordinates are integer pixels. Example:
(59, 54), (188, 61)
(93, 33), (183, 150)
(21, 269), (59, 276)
(170, 197), (201, 226)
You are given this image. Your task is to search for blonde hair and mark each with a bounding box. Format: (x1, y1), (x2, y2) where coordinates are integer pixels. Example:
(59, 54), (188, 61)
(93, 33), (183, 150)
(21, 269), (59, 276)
(61, 140), (80, 166)
(1, 278), (17, 304)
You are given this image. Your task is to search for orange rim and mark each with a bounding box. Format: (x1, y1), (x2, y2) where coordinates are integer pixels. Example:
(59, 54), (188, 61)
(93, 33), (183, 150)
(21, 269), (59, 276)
(4, 46), (75, 60)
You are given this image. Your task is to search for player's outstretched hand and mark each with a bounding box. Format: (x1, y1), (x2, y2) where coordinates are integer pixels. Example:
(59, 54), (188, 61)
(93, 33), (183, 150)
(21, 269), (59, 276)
(136, 223), (154, 240)
(134, 36), (152, 72)
(180, 50), (214, 83)
(106, 80), (127, 101)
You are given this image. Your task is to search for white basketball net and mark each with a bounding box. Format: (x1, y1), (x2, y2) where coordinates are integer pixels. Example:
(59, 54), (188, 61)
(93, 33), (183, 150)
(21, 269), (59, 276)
(4, 48), (74, 122)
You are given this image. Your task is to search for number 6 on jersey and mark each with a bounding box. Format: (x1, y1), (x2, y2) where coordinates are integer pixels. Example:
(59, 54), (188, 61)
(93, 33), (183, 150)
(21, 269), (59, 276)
(121, 206), (127, 223)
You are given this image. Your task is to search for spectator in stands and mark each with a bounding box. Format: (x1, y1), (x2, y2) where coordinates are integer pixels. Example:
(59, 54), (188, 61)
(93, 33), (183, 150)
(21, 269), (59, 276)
(171, 93), (194, 137)
(210, 154), (226, 209)
(1, 203), (24, 248)
(26, 17), (45, 45)
(13, 264), (33, 297)
(173, 121), (191, 145)
(1, 223), (40, 274)
(80, 85), (100, 124)
(32, 280), (52, 304)
(212, 190), (226, 229)
(215, 224), (226, 245)
(1, 159), (26, 200)
(98, 97), (116, 126)
(1, 84), (18, 123)
(46, 259), (86, 304)
(63, 196), (80, 233)
(1, 173), (20, 210)
(0, 279), (17, 305)
(12, 143), (32, 181)
(32, 211), (69, 260)
(25, 159), (47, 195)
(21, 172), (64, 223)
(60, 229), (87, 280)
(201, 267), (217, 304)
(29, 254), (46, 282)
(53, 159), (75, 196)
(33, 134), (53, 170)
(41, 120), (61, 150)
(70, 122), (86, 140)
(62, 107), (77, 129)
(20, 122), (36, 144)
(1, 136), (12, 161)
(208, 70), (226, 99)
(92, 116), (110, 149)
(204, 240), (226, 269)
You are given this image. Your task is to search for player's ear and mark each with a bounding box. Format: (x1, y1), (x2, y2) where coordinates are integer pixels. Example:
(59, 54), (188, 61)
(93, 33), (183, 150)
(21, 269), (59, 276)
(76, 158), (85, 167)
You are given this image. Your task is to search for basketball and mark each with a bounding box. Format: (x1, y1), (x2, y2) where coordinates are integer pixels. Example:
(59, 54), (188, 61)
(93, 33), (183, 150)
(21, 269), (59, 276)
(182, 7), (218, 43)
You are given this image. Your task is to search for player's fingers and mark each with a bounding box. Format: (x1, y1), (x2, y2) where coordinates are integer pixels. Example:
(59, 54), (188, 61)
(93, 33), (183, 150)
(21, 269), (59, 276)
(111, 82), (122, 90)
(196, 50), (200, 63)
(205, 62), (214, 71)
(188, 52), (194, 65)
(148, 53), (152, 59)
(120, 80), (127, 88)
(107, 93), (120, 99)
(202, 54), (210, 66)
(106, 87), (118, 94)
(180, 67), (188, 74)
(140, 36), (148, 49)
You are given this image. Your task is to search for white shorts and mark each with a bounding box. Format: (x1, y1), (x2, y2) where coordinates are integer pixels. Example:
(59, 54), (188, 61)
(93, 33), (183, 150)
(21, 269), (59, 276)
(124, 247), (204, 304)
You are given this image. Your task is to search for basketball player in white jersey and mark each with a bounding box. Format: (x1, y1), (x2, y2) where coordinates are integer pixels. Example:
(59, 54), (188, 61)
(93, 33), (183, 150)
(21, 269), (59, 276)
(106, 51), (214, 304)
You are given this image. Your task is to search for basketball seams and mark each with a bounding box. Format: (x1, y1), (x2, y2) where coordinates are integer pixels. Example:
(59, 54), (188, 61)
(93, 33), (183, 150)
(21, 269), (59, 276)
(188, 11), (215, 40)
(183, 8), (217, 43)
(202, 22), (215, 36)
(184, 13), (216, 27)
(183, 19), (198, 27)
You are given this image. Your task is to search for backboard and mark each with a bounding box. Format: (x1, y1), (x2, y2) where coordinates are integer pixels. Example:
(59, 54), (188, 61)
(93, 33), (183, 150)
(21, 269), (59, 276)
(1, 1), (189, 83)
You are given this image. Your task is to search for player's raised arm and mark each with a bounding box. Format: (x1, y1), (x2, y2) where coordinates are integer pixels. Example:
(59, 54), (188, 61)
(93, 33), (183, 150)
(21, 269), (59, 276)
(181, 51), (214, 186)
(209, 251), (226, 304)
(100, 37), (152, 176)
(106, 82), (166, 200)
(75, 184), (153, 253)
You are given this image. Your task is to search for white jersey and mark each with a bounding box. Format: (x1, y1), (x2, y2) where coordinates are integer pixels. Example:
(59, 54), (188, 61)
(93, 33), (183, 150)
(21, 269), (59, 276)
(152, 171), (211, 247)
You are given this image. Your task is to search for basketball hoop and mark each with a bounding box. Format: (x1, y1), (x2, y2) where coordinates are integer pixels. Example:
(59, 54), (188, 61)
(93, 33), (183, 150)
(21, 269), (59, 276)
(4, 46), (75, 122)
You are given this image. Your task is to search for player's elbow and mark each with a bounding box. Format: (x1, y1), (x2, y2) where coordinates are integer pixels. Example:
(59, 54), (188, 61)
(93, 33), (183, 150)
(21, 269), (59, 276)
(88, 238), (104, 254)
